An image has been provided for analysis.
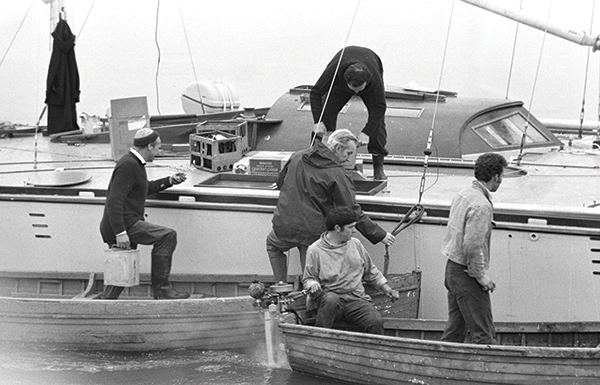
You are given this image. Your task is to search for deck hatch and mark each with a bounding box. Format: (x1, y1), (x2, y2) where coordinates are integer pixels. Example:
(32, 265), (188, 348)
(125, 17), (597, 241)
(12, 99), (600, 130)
(385, 105), (423, 118)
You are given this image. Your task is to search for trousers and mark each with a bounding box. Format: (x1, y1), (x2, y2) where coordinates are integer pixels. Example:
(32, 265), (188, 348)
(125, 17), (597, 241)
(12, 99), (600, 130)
(440, 259), (496, 344)
(315, 291), (384, 335)
(101, 220), (177, 299)
(266, 229), (309, 283)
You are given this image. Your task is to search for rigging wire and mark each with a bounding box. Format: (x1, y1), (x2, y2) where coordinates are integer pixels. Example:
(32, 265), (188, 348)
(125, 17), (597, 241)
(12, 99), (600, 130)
(309, 0), (362, 148)
(0, 0), (34, 70)
(505, 0), (524, 99)
(578, 0), (596, 139)
(383, 0), (457, 276)
(75, 0), (96, 43)
(597, 55), (600, 141)
(589, 0), (600, 322)
(177, 0), (205, 115)
(154, 0), (162, 115)
(516, 0), (553, 166)
(417, 0), (457, 204)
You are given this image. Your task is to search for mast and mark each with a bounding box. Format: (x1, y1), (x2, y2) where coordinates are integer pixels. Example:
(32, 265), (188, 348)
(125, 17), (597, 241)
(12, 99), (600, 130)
(49, 0), (66, 33)
(460, 0), (600, 51)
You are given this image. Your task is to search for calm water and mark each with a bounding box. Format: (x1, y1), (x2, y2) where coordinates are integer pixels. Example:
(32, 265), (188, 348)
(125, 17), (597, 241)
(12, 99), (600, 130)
(0, 345), (347, 385)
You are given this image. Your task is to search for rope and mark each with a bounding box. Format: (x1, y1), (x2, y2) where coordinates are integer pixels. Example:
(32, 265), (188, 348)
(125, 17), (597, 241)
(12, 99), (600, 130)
(516, 0), (553, 166)
(178, 0), (205, 115)
(310, 0), (362, 148)
(578, 0), (595, 139)
(154, 0), (162, 115)
(0, 0), (34, 70)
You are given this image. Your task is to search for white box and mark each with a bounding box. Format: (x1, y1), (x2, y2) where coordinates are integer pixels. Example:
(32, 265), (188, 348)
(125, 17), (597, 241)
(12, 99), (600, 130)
(104, 248), (140, 287)
(249, 151), (292, 174)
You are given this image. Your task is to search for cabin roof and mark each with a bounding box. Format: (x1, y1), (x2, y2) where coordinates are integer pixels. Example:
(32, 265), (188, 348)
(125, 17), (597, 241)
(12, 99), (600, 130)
(258, 87), (561, 158)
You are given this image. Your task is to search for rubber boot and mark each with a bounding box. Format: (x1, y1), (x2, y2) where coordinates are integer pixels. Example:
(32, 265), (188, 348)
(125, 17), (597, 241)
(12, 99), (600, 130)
(96, 285), (124, 299)
(151, 254), (190, 299)
(372, 155), (387, 180)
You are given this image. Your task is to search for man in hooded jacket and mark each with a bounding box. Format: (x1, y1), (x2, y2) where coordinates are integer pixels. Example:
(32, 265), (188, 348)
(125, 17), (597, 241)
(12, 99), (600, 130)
(266, 129), (395, 283)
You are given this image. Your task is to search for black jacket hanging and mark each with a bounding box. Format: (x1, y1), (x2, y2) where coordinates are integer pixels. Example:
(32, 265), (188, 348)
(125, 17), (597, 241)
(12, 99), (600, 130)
(45, 18), (80, 135)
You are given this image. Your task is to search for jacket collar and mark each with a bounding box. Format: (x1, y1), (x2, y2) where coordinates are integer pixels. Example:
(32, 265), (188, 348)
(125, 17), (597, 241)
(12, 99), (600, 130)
(129, 148), (146, 165)
(472, 180), (492, 203)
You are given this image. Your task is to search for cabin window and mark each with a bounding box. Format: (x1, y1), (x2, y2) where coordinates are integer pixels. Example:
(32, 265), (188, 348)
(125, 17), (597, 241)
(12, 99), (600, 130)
(473, 113), (549, 148)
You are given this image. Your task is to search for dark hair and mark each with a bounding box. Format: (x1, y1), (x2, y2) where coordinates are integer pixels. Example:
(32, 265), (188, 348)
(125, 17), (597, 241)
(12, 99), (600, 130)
(343, 63), (372, 87)
(326, 207), (359, 231)
(474, 153), (507, 182)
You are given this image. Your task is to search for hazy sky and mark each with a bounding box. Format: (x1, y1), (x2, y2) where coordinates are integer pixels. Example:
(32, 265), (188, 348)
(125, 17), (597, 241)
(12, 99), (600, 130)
(1, 0), (599, 125)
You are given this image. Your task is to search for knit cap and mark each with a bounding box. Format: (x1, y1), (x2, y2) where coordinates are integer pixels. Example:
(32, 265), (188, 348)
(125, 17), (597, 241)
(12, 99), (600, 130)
(133, 128), (159, 147)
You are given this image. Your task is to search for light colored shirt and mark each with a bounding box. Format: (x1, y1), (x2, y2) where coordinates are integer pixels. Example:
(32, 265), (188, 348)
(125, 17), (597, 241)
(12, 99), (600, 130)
(303, 233), (387, 300)
(441, 180), (494, 279)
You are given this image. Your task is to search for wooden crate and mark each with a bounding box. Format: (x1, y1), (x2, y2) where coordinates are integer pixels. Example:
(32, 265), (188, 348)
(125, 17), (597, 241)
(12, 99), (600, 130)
(190, 130), (243, 172)
(196, 120), (250, 155)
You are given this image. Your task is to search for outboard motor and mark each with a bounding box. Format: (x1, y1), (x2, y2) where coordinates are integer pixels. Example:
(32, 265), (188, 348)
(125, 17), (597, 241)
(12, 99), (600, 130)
(248, 280), (306, 315)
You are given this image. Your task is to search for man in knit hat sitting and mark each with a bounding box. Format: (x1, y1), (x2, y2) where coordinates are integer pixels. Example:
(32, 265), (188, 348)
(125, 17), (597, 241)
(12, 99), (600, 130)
(99, 128), (190, 299)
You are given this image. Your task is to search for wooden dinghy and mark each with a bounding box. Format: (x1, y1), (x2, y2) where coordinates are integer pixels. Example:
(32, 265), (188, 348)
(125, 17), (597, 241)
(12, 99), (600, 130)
(0, 294), (265, 352)
(280, 318), (600, 385)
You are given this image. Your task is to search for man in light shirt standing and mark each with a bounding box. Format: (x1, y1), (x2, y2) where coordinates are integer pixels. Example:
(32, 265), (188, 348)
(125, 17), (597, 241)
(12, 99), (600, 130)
(440, 152), (507, 344)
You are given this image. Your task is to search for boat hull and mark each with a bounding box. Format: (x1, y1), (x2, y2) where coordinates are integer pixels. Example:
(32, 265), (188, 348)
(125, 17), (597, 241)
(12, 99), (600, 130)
(280, 322), (600, 385)
(0, 296), (265, 351)
(1, 191), (599, 323)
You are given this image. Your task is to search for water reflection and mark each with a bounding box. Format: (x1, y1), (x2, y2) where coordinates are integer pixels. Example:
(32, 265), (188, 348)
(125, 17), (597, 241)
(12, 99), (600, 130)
(0, 345), (345, 385)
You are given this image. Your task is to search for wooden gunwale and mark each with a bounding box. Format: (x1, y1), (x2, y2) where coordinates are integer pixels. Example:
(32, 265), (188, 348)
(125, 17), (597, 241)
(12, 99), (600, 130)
(280, 323), (600, 385)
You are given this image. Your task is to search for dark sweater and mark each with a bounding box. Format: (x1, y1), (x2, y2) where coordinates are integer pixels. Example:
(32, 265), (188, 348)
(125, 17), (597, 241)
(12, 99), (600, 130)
(100, 151), (171, 243)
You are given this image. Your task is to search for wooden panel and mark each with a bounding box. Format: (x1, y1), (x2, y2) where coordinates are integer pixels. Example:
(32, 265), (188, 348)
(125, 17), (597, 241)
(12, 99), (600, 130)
(0, 296), (266, 351)
(281, 323), (600, 385)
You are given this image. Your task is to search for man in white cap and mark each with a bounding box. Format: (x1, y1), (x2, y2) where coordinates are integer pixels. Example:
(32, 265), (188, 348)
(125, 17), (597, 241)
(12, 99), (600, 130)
(99, 128), (189, 299)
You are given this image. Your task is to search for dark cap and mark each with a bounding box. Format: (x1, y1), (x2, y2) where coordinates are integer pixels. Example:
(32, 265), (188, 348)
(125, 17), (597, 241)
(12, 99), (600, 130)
(133, 128), (159, 147)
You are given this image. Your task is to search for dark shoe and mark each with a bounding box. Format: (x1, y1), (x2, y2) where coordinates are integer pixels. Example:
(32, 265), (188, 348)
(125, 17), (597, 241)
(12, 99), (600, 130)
(154, 286), (190, 300)
(372, 155), (387, 180)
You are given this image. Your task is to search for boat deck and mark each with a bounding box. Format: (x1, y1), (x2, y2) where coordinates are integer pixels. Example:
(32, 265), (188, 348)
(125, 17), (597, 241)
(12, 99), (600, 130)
(2, 132), (600, 211)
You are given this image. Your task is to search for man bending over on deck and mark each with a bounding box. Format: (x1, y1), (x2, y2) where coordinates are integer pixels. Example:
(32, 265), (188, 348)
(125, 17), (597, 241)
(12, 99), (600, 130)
(98, 128), (190, 300)
(266, 129), (395, 284)
(440, 152), (507, 344)
(303, 207), (400, 334)
(311, 46), (388, 180)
